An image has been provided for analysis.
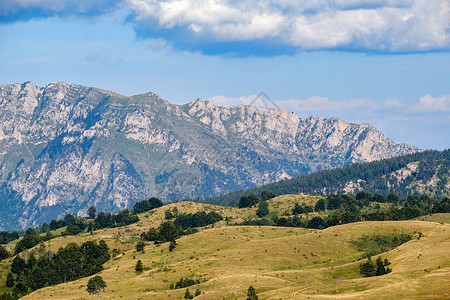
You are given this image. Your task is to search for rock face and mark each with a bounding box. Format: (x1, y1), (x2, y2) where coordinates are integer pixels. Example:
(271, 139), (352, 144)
(0, 82), (417, 229)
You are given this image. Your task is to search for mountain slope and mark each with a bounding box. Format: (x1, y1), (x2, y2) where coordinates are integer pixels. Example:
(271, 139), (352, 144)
(205, 149), (450, 206)
(0, 82), (417, 229)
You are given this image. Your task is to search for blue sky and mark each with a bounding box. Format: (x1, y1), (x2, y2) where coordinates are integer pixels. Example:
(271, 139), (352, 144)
(0, 0), (449, 150)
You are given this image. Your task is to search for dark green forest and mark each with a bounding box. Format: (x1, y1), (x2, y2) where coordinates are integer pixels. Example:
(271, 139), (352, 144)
(201, 149), (449, 206)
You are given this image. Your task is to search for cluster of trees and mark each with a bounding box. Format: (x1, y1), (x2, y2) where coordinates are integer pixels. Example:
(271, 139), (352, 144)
(3, 240), (110, 299)
(132, 197), (163, 214)
(359, 256), (391, 277)
(204, 149), (450, 206)
(238, 191), (276, 208)
(432, 197), (450, 213)
(92, 210), (139, 230)
(239, 191), (447, 230)
(170, 277), (201, 289)
(141, 221), (196, 244)
(292, 203), (313, 214)
(0, 232), (19, 244)
(184, 288), (201, 299)
(173, 211), (222, 230)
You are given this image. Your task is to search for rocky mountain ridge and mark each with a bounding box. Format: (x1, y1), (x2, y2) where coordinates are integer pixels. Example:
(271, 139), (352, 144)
(0, 81), (417, 229)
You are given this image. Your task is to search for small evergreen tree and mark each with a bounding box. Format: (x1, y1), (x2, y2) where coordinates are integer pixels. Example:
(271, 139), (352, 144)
(247, 285), (258, 300)
(11, 256), (25, 274)
(184, 288), (193, 299)
(169, 240), (177, 251)
(256, 201), (269, 217)
(0, 245), (9, 260)
(86, 275), (107, 295)
(87, 206), (97, 219)
(135, 260), (143, 272)
(195, 288), (201, 296)
(136, 241), (145, 252)
(5, 273), (14, 287)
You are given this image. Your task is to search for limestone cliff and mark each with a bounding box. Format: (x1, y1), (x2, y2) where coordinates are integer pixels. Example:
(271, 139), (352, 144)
(0, 82), (417, 229)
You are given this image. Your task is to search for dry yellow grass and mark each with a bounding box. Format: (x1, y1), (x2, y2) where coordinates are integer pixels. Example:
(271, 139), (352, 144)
(2, 197), (449, 299)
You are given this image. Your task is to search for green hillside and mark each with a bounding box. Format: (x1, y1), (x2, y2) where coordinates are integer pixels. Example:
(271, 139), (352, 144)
(0, 197), (448, 299)
(203, 149), (450, 206)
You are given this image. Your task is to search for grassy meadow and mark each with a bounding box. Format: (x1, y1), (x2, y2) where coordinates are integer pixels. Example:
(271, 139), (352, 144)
(0, 195), (448, 299)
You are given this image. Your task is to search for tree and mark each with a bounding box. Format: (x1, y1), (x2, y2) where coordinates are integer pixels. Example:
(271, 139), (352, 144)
(256, 201), (269, 217)
(359, 256), (376, 277)
(27, 253), (37, 269)
(307, 216), (325, 229)
(40, 222), (50, 234)
(64, 214), (76, 226)
(11, 256), (25, 274)
(238, 195), (259, 208)
(169, 240), (177, 251)
(0, 245), (9, 260)
(5, 273), (14, 287)
(14, 234), (40, 254)
(136, 241), (145, 252)
(195, 288), (201, 296)
(260, 190), (276, 201)
(314, 199), (326, 211)
(135, 260), (143, 272)
(86, 275), (107, 295)
(87, 206), (97, 219)
(184, 288), (193, 299)
(148, 197), (163, 209)
(247, 285), (258, 300)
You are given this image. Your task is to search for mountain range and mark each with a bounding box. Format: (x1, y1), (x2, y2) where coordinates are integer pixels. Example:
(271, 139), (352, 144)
(0, 81), (417, 229)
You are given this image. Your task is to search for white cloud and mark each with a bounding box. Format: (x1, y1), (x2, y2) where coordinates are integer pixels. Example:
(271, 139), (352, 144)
(125, 0), (450, 53)
(208, 93), (450, 120)
(2, 0), (449, 54)
(409, 94), (450, 113)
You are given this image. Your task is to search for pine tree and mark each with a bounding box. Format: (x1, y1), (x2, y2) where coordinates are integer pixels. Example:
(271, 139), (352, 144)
(5, 273), (14, 287)
(247, 285), (258, 300)
(136, 241), (145, 252)
(135, 260), (143, 272)
(184, 288), (193, 299)
(169, 240), (177, 251)
(256, 201), (269, 217)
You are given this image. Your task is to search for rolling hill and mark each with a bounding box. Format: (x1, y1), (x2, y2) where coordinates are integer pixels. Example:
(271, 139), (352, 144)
(0, 197), (448, 299)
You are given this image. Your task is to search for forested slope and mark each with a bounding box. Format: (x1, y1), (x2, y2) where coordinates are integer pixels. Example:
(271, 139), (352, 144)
(203, 149), (450, 206)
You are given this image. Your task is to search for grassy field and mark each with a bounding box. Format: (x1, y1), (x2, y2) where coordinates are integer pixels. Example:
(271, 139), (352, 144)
(1, 195), (449, 299)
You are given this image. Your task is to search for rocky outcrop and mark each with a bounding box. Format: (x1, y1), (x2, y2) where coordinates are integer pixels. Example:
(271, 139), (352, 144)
(0, 82), (418, 229)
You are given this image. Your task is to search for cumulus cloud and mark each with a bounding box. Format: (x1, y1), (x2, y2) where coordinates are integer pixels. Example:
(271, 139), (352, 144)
(125, 0), (450, 54)
(409, 94), (450, 113)
(1, 0), (449, 55)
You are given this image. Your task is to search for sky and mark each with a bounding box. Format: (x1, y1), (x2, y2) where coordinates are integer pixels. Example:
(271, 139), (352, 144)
(0, 0), (449, 150)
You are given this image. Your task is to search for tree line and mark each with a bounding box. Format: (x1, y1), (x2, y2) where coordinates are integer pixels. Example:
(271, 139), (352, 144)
(201, 149), (450, 206)
(2, 240), (110, 299)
